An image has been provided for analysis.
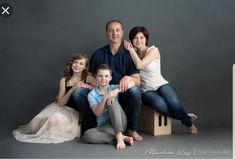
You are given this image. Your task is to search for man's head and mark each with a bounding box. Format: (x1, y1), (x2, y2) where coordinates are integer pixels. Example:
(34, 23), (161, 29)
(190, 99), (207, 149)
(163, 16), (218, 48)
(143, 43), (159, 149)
(105, 19), (124, 44)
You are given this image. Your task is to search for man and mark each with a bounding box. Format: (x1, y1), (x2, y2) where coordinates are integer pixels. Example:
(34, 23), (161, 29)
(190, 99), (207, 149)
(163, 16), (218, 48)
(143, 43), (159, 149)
(87, 19), (142, 141)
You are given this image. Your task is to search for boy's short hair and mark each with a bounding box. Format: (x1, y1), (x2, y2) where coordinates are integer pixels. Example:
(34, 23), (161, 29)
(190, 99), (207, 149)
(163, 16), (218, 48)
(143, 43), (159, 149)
(95, 64), (112, 75)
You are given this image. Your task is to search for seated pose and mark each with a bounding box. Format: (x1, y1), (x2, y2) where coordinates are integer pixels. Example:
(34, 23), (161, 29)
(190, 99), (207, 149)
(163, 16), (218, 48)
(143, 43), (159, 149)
(83, 64), (134, 149)
(124, 26), (198, 134)
(87, 20), (142, 141)
(12, 53), (92, 143)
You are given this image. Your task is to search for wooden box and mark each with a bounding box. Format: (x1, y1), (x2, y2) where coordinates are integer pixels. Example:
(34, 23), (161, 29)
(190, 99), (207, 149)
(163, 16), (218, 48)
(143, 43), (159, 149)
(139, 104), (171, 135)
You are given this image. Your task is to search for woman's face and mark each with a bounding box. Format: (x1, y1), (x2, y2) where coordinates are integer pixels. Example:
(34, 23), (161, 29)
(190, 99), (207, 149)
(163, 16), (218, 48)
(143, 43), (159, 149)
(132, 32), (147, 49)
(71, 58), (87, 73)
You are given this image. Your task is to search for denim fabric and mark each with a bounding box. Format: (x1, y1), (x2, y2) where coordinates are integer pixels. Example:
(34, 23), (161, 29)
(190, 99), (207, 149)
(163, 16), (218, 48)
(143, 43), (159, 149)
(141, 84), (192, 127)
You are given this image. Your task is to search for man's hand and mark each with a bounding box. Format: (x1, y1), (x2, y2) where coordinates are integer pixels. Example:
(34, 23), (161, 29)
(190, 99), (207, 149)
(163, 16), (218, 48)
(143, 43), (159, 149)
(119, 76), (132, 92)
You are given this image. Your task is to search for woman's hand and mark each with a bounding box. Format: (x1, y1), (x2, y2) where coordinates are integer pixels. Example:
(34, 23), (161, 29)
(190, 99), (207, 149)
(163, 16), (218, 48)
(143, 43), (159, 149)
(123, 40), (135, 52)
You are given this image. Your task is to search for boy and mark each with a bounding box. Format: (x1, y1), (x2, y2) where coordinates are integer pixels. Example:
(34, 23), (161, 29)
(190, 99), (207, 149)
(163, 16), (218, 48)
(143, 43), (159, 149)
(83, 64), (134, 149)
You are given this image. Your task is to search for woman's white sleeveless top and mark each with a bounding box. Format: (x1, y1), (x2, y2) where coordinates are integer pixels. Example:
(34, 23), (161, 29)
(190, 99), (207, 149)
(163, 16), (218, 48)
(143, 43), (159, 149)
(140, 45), (168, 92)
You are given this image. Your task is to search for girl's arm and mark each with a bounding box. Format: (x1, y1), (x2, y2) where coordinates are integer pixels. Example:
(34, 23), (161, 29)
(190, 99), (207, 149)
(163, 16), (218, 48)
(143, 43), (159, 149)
(86, 73), (98, 86)
(81, 82), (93, 90)
(57, 78), (75, 106)
(57, 78), (93, 106)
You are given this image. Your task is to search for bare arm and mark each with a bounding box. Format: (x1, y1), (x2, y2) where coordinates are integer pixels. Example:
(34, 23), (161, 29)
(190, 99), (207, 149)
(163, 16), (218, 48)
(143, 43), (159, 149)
(57, 78), (75, 106)
(86, 72), (98, 86)
(91, 89), (119, 117)
(57, 78), (93, 106)
(119, 74), (140, 92)
(124, 41), (160, 70)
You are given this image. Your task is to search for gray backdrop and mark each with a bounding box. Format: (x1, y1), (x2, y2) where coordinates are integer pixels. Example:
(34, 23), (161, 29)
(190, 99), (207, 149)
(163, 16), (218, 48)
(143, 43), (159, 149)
(0, 0), (234, 134)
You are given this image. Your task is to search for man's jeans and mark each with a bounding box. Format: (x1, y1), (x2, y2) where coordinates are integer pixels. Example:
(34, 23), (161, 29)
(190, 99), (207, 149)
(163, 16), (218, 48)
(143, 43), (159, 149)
(72, 87), (97, 133)
(119, 85), (142, 131)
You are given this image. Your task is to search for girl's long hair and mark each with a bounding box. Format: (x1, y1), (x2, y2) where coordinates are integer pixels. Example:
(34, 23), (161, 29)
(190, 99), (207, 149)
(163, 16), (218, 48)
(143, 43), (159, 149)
(63, 53), (89, 85)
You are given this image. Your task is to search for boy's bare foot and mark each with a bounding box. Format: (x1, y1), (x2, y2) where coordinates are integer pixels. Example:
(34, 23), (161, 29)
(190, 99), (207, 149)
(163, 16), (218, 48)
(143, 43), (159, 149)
(128, 130), (143, 141)
(123, 135), (134, 146)
(188, 113), (198, 121)
(116, 133), (125, 149)
(189, 124), (198, 134)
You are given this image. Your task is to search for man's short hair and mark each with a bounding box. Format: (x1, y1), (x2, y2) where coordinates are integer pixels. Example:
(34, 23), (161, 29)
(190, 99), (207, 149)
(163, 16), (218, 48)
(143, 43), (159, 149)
(105, 19), (123, 31)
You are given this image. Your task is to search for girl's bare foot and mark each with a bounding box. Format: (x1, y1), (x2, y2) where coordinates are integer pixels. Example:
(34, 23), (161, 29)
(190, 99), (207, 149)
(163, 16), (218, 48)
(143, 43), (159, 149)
(116, 133), (125, 149)
(128, 130), (143, 141)
(123, 135), (134, 146)
(189, 124), (198, 134)
(188, 113), (198, 121)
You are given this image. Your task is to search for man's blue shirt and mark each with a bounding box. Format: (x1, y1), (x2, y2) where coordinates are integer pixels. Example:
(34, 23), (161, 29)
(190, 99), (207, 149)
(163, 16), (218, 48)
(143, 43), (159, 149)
(89, 43), (139, 84)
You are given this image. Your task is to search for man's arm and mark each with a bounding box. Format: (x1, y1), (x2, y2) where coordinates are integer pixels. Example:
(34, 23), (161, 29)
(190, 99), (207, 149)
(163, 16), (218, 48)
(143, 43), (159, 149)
(129, 73), (140, 86)
(119, 74), (140, 92)
(86, 72), (98, 87)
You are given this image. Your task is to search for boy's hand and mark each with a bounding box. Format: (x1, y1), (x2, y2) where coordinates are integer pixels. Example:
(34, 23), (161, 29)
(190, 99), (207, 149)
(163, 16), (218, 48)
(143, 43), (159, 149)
(106, 89), (120, 105)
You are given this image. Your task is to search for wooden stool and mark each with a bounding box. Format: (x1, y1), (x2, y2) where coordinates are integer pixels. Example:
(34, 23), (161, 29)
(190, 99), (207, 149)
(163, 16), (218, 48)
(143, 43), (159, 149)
(77, 112), (82, 138)
(139, 104), (172, 135)
(77, 123), (81, 137)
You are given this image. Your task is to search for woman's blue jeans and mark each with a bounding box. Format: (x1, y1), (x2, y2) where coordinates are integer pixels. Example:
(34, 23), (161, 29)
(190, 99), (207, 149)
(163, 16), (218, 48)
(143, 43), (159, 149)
(141, 84), (192, 127)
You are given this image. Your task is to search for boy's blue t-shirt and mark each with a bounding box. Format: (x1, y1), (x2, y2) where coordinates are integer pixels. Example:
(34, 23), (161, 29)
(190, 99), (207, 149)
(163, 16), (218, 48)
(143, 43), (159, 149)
(87, 84), (119, 126)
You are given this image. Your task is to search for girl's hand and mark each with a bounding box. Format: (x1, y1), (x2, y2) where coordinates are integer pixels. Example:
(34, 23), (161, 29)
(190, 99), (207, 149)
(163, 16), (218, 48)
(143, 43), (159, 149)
(73, 81), (85, 89)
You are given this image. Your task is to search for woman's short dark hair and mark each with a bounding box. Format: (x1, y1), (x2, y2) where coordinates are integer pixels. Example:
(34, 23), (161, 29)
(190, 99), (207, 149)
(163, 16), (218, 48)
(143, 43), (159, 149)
(129, 26), (149, 46)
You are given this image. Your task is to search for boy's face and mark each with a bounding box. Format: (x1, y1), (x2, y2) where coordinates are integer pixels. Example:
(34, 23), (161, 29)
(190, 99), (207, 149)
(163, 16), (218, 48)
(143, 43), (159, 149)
(96, 69), (112, 87)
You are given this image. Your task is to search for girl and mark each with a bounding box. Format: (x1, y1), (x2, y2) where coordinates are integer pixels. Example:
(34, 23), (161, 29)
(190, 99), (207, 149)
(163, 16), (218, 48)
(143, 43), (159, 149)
(12, 53), (92, 143)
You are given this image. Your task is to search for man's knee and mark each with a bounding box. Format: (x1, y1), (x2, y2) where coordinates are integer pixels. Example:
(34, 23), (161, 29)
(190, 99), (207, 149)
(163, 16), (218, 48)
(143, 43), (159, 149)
(72, 87), (90, 104)
(72, 87), (90, 97)
(127, 86), (141, 97)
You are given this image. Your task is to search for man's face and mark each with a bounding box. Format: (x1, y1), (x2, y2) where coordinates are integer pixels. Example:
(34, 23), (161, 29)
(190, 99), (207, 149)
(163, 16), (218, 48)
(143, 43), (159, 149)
(106, 22), (124, 44)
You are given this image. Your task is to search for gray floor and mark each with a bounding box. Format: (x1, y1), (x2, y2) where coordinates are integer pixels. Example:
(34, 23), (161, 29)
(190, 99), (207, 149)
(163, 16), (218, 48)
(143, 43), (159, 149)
(0, 125), (232, 159)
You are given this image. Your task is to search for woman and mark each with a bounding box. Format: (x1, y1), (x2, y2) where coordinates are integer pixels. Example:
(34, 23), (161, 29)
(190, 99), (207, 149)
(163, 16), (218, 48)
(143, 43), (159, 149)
(12, 53), (92, 143)
(124, 26), (198, 134)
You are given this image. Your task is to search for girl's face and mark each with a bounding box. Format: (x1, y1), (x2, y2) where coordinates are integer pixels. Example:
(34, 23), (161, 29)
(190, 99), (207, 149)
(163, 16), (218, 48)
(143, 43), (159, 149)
(96, 69), (112, 87)
(71, 58), (87, 73)
(132, 32), (147, 49)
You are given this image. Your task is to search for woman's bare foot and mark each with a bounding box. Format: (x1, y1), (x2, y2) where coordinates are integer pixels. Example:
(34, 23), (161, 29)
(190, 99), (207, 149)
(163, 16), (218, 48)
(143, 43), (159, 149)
(189, 124), (198, 134)
(128, 130), (143, 141)
(116, 133), (125, 149)
(188, 113), (198, 121)
(123, 135), (134, 146)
